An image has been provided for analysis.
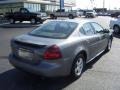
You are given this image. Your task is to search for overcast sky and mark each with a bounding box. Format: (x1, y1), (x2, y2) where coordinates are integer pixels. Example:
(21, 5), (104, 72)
(74, 0), (120, 10)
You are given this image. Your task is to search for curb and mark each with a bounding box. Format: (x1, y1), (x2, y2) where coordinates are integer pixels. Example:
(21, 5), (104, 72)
(0, 23), (41, 28)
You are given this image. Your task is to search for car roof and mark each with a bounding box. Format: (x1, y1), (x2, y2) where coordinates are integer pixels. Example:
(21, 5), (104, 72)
(45, 19), (91, 24)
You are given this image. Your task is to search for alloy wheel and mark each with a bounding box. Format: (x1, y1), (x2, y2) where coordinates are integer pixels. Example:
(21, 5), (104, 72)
(31, 18), (36, 24)
(108, 39), (112, 50)
(73, 57), (84, 77)
(9, 18), (15, 24)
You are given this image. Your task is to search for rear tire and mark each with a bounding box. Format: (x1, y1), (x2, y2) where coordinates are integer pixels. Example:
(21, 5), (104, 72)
(19, 21), (23, 23)
(50, 14), (56, 19)
(71, 54), (85, 79)
(30, 18), (36, 24)
(105, 39), (112, 52)
(69, 15), (74, 19)
(113, 25), (120, 34)
(9, 18), (15, 24)
(54, 16), (57, 19)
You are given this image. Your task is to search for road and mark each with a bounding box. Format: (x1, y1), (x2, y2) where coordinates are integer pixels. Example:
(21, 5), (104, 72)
(0, 16), (120, 90)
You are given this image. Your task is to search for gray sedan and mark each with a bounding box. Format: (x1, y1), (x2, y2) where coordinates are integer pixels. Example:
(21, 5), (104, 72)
(9, 20), (113, 79)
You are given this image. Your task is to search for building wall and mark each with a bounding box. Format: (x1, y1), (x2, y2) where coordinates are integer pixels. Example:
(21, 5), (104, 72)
(23, 2), (71, 12)
(0, 3), (23, 14)
(0, 0), (74, 14)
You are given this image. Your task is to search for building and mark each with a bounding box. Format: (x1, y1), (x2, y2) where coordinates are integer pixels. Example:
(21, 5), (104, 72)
(0, 0), (76, 14)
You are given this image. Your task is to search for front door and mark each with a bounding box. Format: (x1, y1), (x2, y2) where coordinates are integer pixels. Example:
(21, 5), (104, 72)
(91, 22), (108, 52)
(81, 23), (101, 60)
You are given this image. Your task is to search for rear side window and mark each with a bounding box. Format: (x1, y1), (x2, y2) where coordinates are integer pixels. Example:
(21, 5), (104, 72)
(79, 27), (86, 35)
(82, 23), (95, 35)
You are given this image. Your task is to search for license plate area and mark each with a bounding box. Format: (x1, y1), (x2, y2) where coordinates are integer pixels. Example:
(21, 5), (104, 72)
(18, 48), (33, 60)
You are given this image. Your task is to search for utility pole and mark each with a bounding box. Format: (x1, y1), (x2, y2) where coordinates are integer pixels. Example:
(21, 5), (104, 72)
(60, 0), (64, 11)
(109, 0), (110, 10)
(90, 0), (94, 9)
(103, 0), (105, 13)
(103, 0), (105, 8)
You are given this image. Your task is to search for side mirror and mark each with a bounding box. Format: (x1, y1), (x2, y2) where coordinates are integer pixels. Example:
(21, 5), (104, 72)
(103, 29), (110, 33)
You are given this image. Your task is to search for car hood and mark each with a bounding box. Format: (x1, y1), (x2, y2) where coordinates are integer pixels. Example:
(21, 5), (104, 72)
(14, 34), (66, 46)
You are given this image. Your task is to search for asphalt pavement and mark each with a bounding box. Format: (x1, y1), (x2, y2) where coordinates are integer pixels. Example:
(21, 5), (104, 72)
(0, 16), (120, 90)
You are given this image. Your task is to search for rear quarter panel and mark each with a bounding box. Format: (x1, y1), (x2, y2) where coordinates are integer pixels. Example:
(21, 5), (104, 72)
(59, 37), (89, 68)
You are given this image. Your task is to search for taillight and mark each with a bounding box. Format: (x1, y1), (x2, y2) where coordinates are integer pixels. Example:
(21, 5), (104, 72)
(44, 45), (62, 60)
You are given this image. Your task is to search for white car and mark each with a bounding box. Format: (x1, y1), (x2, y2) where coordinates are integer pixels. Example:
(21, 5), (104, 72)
(50, 9), (79, 19)
(85, 10), (97, 18)
(110, 17), (120, 34)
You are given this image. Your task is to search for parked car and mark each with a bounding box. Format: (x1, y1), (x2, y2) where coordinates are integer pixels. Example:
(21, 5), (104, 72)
(111, 12), (120, 18)
(9, 19), (113, 79)
(5, 8), (48, 24)
(85, 10), (97, 18)
(49, 9), (79, 19)
(97, 12), (110, 16)
(110, 17), (120, 34)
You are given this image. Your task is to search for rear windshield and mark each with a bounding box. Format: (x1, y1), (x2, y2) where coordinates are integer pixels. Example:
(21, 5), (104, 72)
(29, 21), (78, 39)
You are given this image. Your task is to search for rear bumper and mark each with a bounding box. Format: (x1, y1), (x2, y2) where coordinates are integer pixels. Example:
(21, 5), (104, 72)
(9, 54), (70, 77)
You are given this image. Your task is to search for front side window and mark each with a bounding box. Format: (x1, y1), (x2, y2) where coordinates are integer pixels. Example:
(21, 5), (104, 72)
(29, 21), (78, 39)
(91, 23), (104, 33)
(82, 23), (95, 35)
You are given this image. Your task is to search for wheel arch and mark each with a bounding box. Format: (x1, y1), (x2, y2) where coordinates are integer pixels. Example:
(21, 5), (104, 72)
(68, 14), (74, 19)
(74, 50), (87, 63)
(113, 24), (120, 29)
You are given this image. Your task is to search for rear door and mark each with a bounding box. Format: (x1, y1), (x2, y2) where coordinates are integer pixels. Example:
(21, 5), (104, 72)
(80, 23), (101, 60)
(91, 22), (108, 52)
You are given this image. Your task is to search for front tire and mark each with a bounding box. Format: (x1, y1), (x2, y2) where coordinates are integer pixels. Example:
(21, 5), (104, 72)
(71, 54), (85, 79)
(105, 39), (112, 52)
(113, 25), (120, 34)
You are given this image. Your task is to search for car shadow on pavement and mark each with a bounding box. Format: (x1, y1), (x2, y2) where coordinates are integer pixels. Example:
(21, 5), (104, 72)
(0, 52), (107, 90)
(85, 51), (107, 70)
(0, 69), (77, 90)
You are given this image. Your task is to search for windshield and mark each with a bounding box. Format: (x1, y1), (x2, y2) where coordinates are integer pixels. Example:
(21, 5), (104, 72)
(29, 21), (78, 39)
